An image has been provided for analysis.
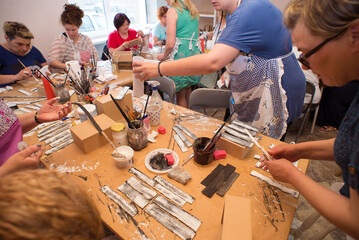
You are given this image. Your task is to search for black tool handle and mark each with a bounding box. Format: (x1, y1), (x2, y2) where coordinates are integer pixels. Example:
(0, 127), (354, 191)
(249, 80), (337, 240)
(72, 102), (102, 134)
(110, 94), (134, 128)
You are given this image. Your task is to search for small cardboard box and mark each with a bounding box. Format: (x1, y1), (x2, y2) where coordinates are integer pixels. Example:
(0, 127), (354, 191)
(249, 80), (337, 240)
(94, 89), (133, 122)
(221, 195), (252, 240)
(113, 51), (132, 70)
(70, 114), (116, 153)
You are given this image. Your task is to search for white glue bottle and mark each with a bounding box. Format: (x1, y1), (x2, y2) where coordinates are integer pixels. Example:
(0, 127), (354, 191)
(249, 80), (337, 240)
(132, 56), (145, 98)
(147, 81), (163, 109)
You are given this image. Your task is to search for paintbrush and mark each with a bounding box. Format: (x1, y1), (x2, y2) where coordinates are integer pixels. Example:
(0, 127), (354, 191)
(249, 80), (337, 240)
(202, 104), (241, 151)
(109, 94), (135, 129)
(37, 69), (57, 87)
(103, 50), (112, 62)
(244, 128), (273, 161)
(142, 88), (152, 118)
(204, 133), (222, 152)
(17, 58), (39, 82)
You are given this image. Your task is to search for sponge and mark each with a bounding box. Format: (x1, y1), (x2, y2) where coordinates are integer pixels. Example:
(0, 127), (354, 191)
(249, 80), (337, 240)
(165, 153), (174, 165)
(214, 150), (226, 160)
(158, 126), (166, 134)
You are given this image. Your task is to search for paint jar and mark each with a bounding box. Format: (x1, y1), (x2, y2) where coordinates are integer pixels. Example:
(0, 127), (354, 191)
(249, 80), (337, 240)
(193, 137), (215, 165)
(76, 104), (97, 122)
(54, 86), (71, 104)
(127, 120), (148, 151)
(112, 146), (134, 168)
(111, 123), (128, 147)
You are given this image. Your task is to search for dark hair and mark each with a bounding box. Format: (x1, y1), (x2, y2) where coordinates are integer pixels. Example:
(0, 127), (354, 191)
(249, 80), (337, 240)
(114, 13), (131, 30)
(157, 6), (169, 20)
(61, 4), (84, 27)
(3, 21), (34, 40)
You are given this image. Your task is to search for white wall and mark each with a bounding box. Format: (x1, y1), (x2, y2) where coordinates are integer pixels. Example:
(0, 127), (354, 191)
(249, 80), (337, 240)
(270, 0), (290, 12)
(0, 0), (67, 57)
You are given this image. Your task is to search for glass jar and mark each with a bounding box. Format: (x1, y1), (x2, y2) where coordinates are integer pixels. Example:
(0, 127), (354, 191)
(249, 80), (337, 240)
(111, 123), (128, 147)
(127, 120), (148, 151)
(54, 86), (71, 104)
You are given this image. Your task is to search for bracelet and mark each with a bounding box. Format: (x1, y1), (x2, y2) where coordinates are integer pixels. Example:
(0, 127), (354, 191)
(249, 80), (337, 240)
(34, 111), (42, 124)
(158, 61), (163, 77)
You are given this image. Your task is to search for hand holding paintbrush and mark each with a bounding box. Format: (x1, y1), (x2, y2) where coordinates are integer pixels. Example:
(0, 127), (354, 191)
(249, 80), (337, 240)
(17, 58), (39, 82)
(244, 128), (273, 161)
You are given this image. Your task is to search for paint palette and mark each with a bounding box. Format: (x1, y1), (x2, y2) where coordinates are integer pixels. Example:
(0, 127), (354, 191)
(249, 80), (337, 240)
(145, 148), (179, 174)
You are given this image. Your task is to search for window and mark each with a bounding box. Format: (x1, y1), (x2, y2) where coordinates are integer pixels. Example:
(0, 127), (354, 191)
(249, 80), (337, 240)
(69, 0), (169, 45)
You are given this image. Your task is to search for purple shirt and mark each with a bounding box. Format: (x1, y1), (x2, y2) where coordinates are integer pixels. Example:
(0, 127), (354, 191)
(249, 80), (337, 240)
(0, 99), (22, 165)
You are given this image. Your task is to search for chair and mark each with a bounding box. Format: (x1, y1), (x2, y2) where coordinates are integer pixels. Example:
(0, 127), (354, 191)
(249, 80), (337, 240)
(149, 76), (176, 104)
(295, 80), (316, 142)
(188, 88), (231, 115)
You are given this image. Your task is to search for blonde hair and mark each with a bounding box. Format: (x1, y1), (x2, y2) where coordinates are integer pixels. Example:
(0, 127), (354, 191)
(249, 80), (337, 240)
(3, 21), (34, 40)
(157, 6), (169, 20)
(169, 0), (199, 19)
(284, 0), (359, 38)
(0, 169), (104, 240)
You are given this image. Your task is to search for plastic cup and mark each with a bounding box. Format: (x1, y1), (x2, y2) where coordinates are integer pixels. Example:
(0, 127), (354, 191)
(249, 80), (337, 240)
(147, 105), (161, 126)
(112, 146), (134, 168)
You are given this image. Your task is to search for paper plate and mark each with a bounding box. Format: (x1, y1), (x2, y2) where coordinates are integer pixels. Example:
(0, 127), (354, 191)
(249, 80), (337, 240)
(145, 148), (179, 174)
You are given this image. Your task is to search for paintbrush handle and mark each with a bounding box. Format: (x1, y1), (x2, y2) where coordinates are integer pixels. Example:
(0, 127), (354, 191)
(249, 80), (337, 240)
(244, 128), (273, 161)
(110, 94), (134, 128)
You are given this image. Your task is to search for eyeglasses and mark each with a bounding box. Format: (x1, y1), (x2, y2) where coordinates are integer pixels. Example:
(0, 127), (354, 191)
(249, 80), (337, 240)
(297, 30), (345, 69)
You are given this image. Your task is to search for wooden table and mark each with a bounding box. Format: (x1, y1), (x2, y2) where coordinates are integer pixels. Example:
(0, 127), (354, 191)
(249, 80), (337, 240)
(4, 77), (308, 240)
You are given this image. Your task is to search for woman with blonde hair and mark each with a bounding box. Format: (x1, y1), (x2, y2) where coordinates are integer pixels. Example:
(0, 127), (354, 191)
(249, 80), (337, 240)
(0, 169), (104, 239)
(259, 0), (359, 238)
(157, 0), (202, 108)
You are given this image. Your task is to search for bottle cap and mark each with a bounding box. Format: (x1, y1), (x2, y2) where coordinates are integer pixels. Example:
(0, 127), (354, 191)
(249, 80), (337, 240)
(111, 123), (125, 132)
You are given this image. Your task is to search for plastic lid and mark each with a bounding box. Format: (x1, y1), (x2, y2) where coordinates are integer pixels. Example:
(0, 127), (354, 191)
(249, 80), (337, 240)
(111, 123), (125, 132)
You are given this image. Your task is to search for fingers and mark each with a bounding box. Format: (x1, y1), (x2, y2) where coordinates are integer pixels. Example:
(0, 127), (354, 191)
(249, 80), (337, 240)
(46, 97), (61, 106)
(21, 145), (42, 158)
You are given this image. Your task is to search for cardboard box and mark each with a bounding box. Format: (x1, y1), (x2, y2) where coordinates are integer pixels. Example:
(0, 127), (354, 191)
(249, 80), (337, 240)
(113, 51), (132, 70)
(94, 89), (133, 122)
(70, 114), (116, 153)
(216, 137), (251, 160)
(221, 195), (252, 240)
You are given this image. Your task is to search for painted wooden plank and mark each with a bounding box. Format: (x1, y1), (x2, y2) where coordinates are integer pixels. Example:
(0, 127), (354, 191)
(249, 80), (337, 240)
(221, 132), (253, 148)
(49, 134), (72, 148)
(227, 123), (256, 136)
(154, 183), (186, 207)
(38, 124), (72, 141)
(100, 185), (138, 217)
(250, 170), (299, 198)
(202, 164), (236, 198)
(145, 203), (195, 240)
(126, 176), (157, 199)
(44, 129), (71, 144)
(128, 167), (156, 187)
(201, 163), (225, 186)
(216, 172), (240, 197)
(173, 126), (192, 147)
(173, 134), (188, 152)
(154, 175), (195, 204)
(44, 139), (73, 155)
(118, 182), (150, 209)
(232, 120), (259, 133)
(176, 124), (198, 140)
(37, 122), (69, 137)
(38, 121), (62, 134)
(154, 195), (202, 232)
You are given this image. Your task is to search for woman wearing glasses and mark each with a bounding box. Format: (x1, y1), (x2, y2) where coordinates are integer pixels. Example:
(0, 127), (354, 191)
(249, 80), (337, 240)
(134, 0), (306, 139)
(260, 0), (359, 238)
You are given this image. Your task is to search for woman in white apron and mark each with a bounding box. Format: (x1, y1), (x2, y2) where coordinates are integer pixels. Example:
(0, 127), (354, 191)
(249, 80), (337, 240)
(134, 0), (306, 139)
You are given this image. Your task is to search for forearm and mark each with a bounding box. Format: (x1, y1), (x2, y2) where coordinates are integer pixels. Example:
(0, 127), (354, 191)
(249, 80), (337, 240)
(17, 111), (38, 133)
(49, 60), (66, 71)
(296, 138), (335, 160)
(0, 74), (19, 84)
(289, 170), (359, 238)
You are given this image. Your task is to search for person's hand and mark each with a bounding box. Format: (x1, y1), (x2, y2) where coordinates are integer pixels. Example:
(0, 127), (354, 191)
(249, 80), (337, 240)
(133, 61), (160, 81)
(137, 30), (145, 38)
(121, 41), (130, 49)
(16, 67), (32, 81)
(261, 158), (299, 184)
(0, 145), (43, 177)
(37, 98), (72, 123)
(157, 54), (165, 61)
(262, 143), (301, 163)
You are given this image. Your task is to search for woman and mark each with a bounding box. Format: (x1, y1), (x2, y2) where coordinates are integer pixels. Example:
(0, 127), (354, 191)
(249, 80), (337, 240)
(0, 169), (104, 239)
(153, 6), (168, 47)
(133, 0), (306, 139)
(0, 21), (47, 87)
(157, 0), (202, 108)
(107, 13), (144, 55)
(0, 97), (71, 177)
(48, 4), (99, 71)
(259, 0), (359, 238)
